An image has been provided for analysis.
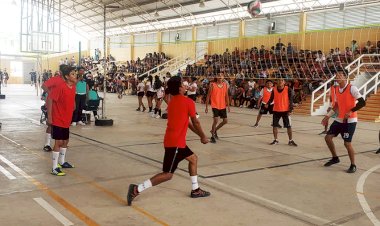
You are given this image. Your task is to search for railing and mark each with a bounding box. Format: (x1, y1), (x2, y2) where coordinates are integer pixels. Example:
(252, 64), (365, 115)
(310, 75), (336, 115)
(345, 54), (380, 79)
(138, 55), (181, 78)
(358, 71), (380, 100)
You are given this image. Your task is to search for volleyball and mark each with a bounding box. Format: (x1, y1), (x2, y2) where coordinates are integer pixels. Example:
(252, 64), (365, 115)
(247, 0), (262, 17)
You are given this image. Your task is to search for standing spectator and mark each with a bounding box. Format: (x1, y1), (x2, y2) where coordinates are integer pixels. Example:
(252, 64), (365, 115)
(3, 69), (9, 87)
(321, 70), (366, 173)
(267, 78), (297, 146)
(275, 38), (284, 55)
(136, 77), (146, 112)
(205, 73), (230, 143)
(30, 69), (37, 86)
(145, 75), (155, 113)
(47, 65), (77, 176)
(351, 40), (359, 54)
(71, 68), (88, 126)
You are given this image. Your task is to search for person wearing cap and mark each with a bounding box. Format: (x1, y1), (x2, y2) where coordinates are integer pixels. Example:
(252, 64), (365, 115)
(71, 67), (88, 126)
(321, 70), (366, 173)
(252, 80), (274, 128)
(266, 78), (297, 147)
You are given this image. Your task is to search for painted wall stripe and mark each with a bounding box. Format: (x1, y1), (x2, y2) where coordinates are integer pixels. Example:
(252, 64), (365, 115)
(0, 154), (99, 226)
(34, 197), (74, 226)
(356, 164), (380, 226)
(0, 164), (16, 180)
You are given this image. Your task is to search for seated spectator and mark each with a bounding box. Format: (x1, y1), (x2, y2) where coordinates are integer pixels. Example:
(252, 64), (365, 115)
(287, 42), (295, 55)
(363, 41), (374, 53)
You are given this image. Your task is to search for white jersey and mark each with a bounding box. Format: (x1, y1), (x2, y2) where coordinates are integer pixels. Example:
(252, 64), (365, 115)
(187, 82), (198, 95)
(156, 87), (165, 99)
(183, 81), (189, 91)
(137, 82), (145, 92)
(146, 81), (155, 92)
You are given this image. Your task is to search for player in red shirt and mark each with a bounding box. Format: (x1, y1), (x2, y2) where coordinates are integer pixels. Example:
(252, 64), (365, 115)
(41, 70), (65, 152)
(127, 76), (210, 206)
(47, 65), (77, 176)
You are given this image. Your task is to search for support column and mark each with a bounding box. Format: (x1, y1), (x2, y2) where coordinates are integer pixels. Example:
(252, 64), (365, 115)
(130, 35), (135, 60)
(239, 20), (245, 50)
(192, 26), (197, 60)
(106, 37), (111, 58)
(299, 12), (307, 50)
(157, 31), (162, 53)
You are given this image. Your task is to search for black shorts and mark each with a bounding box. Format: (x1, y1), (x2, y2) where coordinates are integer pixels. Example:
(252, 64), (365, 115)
(259, 103), (273, 115)
(163, 146), (194, 173)
(272, 111), (291, 128)
(327, 121), (357, 142)
(51, 125), (69, 140)
(212, 108), (227, 118)
(146, 91), (156, 97)
(137, 91), (144, 97)
(188, 94), (197, 102)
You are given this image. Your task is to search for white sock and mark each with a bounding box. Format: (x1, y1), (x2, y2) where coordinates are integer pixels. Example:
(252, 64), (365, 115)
(191, 175), (199, 190)
(52, 152), (59, 169)
(45, 133), (51, 146)
(137, 180), (152, 193)
(59, 148), (67, 165)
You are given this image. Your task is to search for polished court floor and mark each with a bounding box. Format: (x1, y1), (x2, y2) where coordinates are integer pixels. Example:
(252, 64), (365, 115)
(0, 84), (379, 226)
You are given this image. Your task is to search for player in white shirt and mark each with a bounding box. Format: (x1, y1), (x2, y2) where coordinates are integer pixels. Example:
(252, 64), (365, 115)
(136, 77), (146, 112)
(145, 75), (156, 113)
(152, 75), (164, 118)
(187, 77), (199, 118)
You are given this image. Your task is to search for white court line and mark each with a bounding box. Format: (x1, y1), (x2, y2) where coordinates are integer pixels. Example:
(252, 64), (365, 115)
(34, 197), (74, 226)
(0, 164), (16, 180)
(207, 178), (335, 225)
(356, 164), (380, 226)
(0, 154), (32, 180)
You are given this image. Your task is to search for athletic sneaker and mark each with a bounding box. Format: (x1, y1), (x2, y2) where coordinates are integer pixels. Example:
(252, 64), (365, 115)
(58, 162), (75, 168)
(51, 167), (65, 176)
(151, 113), (156, 118)
(214, 132), (219, 140)
(252, 123), (259, 128)
(71, 122), (76, 126)
(155, 115), (161, 119)
(190, 187), (211, 198)
(142, 107), (146, 112)
(324, 157), (340, 167)
(376, 148), (380, 154)
(127, 184), (139, 206)
(43, 145), (52, 152)
(347, 164), (357, 173)
(270, 140), (279, 145)
(136, 108), (140, 111)
(288, 140), (298, 147)
(210, 136), (216, 143)
(77, 121), (86, 126)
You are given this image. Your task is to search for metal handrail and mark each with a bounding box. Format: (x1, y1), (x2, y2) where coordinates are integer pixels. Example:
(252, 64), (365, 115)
(358, 71), (380, 100)
(345, 54), (380, 79)
(138, 55), (181, 78)
(310, 75), (336, 115)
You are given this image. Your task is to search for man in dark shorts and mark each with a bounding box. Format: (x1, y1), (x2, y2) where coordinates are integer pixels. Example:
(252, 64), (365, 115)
(47, 65), (77, 176)
(253, 80), (273, 127)
(322, 71), (366, 173)
(205, 73), (230, 143)
(267, 78), (297, 146)
(127, 76), (210, 206)
(377, 131), (380, 154)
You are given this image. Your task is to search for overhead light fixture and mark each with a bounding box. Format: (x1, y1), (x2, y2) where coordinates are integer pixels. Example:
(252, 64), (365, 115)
(154, 0), (159, 17)
(339, 3), (345, 11)
(199, 0), (205, 8)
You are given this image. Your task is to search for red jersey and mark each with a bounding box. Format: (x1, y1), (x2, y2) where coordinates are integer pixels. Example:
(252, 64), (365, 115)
(43, 76), (65, 99)
(49, 82), (76, 128)
(164, 95), (196, 148)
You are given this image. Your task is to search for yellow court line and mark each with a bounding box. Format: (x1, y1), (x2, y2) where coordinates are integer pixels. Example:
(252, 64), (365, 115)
(0, 134), (169, 226)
